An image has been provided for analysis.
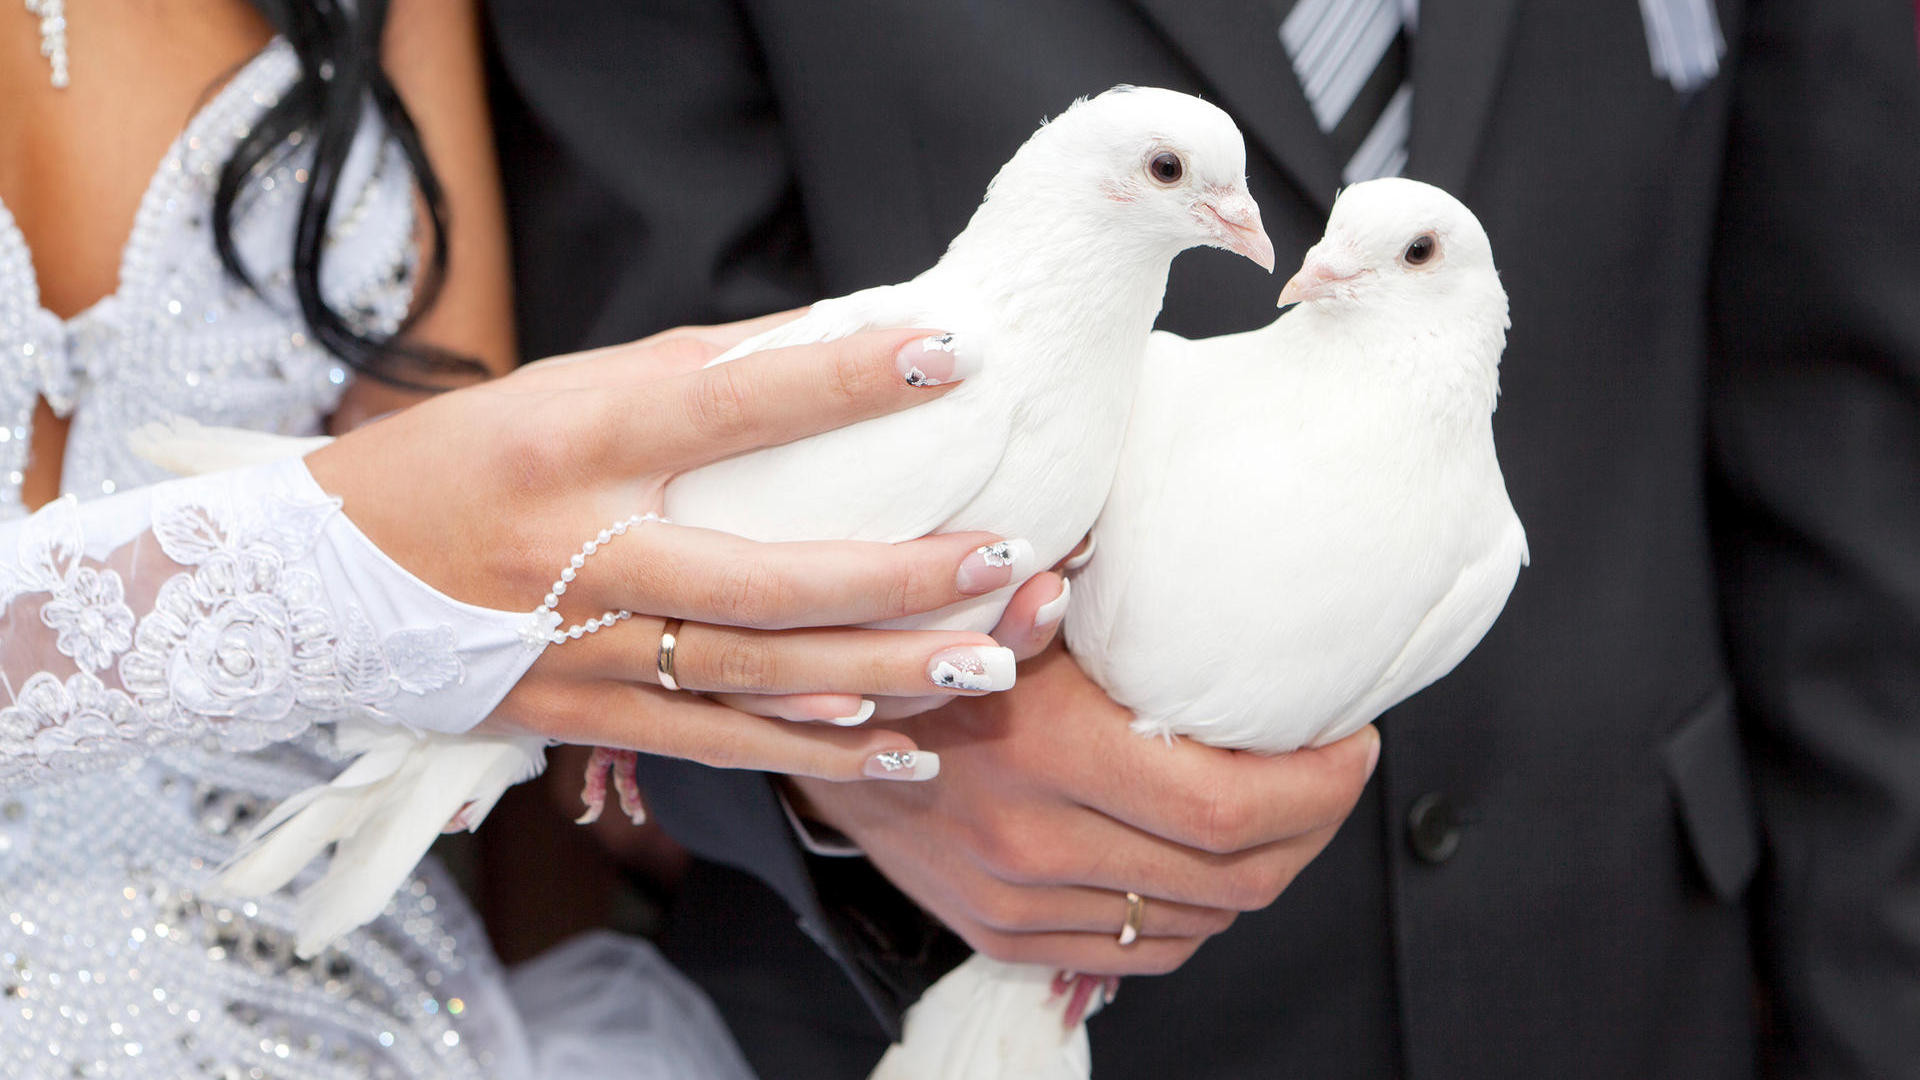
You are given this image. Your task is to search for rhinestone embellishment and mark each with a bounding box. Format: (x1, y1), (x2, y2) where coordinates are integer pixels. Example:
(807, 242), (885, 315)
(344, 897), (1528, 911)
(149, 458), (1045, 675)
(25, 0), (68, 88)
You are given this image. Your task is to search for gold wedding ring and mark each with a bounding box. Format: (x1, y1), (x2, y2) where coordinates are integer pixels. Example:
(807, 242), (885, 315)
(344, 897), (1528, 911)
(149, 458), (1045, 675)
(1117, 891), (1146, 947)
(657, 618), (684, 692)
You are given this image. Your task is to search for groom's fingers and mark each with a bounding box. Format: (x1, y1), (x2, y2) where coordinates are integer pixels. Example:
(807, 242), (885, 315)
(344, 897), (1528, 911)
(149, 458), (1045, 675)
(608, 328), (962, 473)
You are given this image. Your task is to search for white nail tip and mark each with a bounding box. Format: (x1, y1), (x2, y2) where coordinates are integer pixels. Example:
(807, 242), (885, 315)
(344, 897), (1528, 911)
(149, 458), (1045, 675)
(1033, 578), (1072, 630)
(1062, 537), (1097, 572)
(829, 699), (877, 727)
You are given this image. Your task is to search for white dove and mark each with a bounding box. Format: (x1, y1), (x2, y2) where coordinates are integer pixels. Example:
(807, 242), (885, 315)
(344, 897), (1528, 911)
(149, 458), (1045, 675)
(136, 85), (1276, 955)
(667, 85), (1274, 634)
(873, 177), (1528, 1080)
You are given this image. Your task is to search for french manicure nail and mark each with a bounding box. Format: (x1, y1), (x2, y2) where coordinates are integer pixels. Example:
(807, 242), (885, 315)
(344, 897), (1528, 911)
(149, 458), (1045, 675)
(955, 538), (1034, 594)
(1032, 578), (1072, 632)
(927, 645), (1017, 692)
(1364, 730), (1382, 780)
(896, 333), (980, 387)
(1061, 536), (1097, 572)
(865, 749), (941, 781)
(828, 699), (876, 727)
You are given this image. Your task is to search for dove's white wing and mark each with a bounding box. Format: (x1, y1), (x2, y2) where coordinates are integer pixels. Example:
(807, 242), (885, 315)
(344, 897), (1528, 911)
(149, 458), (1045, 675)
(1315, 514), (1527, 746)
(667, 278), (1010, 547)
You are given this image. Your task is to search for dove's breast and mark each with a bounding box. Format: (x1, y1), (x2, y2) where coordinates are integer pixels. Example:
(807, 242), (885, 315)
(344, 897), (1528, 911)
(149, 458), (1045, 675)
(1068, 332), (1524, 754)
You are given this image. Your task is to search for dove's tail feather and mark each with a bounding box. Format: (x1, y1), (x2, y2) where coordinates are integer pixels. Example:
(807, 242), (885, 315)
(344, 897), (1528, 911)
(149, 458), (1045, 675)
(869, 955), (1095, 1080)
(128, 416), (333, 476)
(214, 721), (548, 958)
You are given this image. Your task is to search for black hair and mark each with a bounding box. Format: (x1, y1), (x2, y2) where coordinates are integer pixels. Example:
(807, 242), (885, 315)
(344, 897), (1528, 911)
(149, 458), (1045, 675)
(213, 0), (482, 389)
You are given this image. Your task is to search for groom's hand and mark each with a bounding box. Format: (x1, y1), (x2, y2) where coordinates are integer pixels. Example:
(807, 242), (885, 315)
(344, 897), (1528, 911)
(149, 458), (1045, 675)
(786, 646), (1379, 976)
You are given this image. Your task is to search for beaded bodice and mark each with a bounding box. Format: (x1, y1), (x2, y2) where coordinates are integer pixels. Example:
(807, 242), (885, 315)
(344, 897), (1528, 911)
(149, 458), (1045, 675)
(0, 38), (416, 522)
(0, 40), (535, 1079)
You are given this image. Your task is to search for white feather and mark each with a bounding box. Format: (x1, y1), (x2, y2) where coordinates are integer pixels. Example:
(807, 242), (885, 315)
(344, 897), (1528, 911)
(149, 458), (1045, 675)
(870, 956), (1094, 1080)
(133, 423), (550, 956)
(127, 417), (331, 476)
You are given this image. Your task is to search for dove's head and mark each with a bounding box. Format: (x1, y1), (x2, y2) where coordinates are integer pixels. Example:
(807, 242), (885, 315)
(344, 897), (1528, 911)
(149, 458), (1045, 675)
(1278, 178), (1506, 334)
(983, 86), (1275, 272)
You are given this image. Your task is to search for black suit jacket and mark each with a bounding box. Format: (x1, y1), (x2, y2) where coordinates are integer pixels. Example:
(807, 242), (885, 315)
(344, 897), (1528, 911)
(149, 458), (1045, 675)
(486, 2), (1920, 1076)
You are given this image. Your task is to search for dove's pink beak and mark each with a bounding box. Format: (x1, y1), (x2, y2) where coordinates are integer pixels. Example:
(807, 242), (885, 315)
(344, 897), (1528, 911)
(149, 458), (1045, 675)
(1278, 251), (1365, 306)
(1200, 188), (1276, 272)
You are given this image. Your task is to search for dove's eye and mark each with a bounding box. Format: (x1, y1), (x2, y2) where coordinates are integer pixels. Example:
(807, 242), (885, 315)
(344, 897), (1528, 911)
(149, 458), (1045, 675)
(1403, 234), (1437, 265)
(1147, 152), (1185, 185)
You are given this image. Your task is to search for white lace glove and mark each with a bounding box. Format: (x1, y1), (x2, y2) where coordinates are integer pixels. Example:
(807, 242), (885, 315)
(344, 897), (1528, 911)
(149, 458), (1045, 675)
(0, 456), (552, 787)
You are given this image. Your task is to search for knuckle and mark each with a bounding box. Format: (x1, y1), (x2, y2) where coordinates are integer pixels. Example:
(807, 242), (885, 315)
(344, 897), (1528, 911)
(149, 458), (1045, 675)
(975, 819), (1053, 885)
(1221, 861), (1291, 912)
(826, 344), (881, 411)
(683, 364), (755, 442)
(709, 634), (776, 691)
(970, 885), (1039, 934)
(884, 558), (939, 620)
(712, 558), (792, 628)
(1191, 785), (1255, 855)
(490, 421), (570, 498)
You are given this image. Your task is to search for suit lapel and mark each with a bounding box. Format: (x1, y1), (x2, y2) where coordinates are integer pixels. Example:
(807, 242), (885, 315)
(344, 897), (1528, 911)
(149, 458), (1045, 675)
(1128, 0), (1344, 211)
(1405, 0), (1523, 194)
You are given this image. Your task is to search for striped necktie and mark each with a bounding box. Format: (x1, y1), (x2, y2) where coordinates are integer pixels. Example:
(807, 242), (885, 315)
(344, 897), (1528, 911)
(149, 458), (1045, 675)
(1279, 0), (1417, 184)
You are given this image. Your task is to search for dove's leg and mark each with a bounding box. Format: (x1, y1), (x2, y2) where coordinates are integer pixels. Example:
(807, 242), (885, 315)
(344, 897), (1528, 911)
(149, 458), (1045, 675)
(1050, 971), (1121, 1029)
(577, 746), (646, 825)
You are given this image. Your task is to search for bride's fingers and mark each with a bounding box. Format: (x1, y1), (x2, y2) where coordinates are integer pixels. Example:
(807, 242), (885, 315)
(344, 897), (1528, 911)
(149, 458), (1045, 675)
(559, 684), (940, 783)
(710, 692), (874, 726)
(590, 522), (1027, 630)
(574, 617), (1016, 698)
(858, 572), (1071, 721)
(988, 571), (1071, 661)
(607, 328), (969, 474)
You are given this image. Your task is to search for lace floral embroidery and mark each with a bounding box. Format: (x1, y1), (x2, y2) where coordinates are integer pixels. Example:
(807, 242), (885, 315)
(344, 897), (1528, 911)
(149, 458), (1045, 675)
(41, 565), (136, 671)
(0, 671), (150, 770)
(2, 470), (466, 769)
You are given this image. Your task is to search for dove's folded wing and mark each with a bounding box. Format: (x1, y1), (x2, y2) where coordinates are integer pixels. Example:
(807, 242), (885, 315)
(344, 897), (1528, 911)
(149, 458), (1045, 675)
(1316, 514), (1527, 747)
(668, 283), (1010, 545)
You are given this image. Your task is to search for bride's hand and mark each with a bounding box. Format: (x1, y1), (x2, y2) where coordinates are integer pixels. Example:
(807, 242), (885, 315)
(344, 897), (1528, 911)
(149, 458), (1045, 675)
(306, 325), (1015, 782)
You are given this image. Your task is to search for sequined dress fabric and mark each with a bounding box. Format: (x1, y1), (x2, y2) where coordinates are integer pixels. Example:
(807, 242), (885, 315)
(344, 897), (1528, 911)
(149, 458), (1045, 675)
(0, 40), (755, 1080)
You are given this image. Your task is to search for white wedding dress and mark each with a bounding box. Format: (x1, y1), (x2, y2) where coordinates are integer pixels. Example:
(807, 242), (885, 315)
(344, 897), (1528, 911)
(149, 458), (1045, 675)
(0, 39), (755, 1080)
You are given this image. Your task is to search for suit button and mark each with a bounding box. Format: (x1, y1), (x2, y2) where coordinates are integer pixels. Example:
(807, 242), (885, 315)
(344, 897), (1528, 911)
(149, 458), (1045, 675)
(1406, 792), (1462, 863)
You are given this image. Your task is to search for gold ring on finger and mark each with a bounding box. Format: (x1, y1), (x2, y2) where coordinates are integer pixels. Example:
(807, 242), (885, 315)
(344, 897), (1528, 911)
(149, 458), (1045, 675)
(657, 618), (685, 692)
(1117, 891), (1146, 947)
